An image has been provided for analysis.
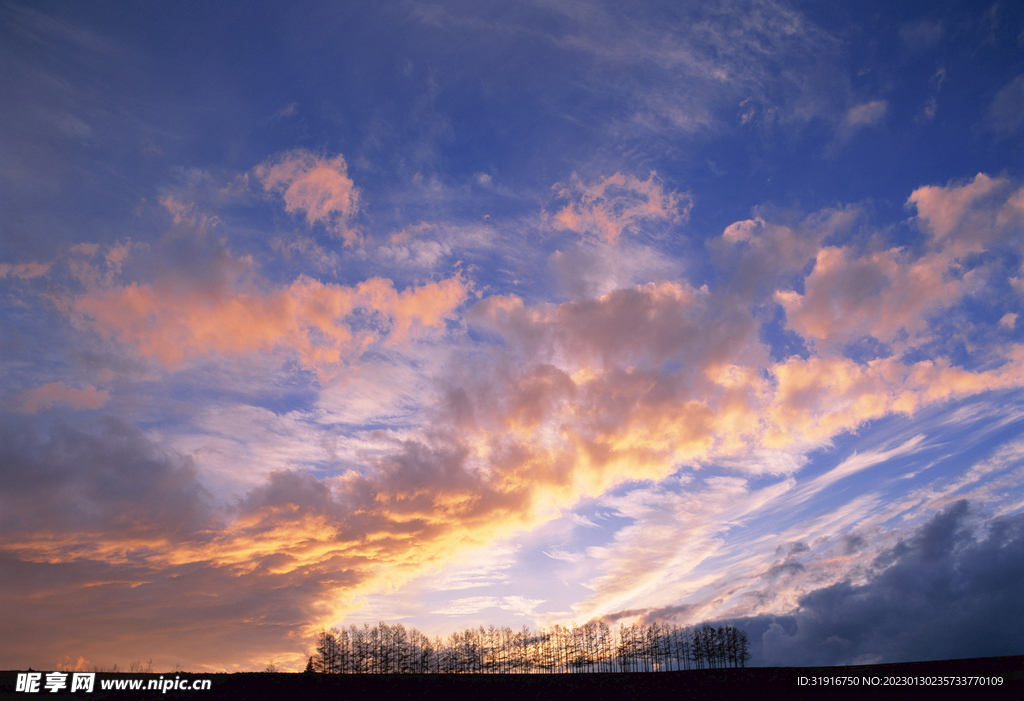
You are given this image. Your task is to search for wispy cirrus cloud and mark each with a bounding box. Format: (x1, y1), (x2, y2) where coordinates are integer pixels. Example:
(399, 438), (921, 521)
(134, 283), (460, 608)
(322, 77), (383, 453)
(984, 74), (1024, 138)
(569, 396), (1024, 638)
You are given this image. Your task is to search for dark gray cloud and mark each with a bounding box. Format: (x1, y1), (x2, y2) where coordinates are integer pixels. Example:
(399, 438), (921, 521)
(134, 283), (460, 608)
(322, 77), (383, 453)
(0, 415), (216, 538)
(733, 501), (1024, 665)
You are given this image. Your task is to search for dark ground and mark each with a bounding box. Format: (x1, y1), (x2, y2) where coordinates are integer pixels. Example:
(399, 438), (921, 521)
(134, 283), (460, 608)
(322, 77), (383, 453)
(2, 656), (1022, 700)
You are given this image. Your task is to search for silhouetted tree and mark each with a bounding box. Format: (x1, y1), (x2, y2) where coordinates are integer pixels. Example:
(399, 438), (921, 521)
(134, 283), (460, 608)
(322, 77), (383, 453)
(302, 619), (749, 675)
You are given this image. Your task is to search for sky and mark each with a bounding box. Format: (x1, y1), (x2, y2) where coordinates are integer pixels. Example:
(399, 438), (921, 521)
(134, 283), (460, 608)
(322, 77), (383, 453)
(1, 0), (1023, 672)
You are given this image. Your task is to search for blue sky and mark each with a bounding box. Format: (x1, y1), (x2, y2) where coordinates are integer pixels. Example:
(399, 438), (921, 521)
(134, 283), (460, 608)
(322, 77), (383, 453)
(1, 0), (1022, 671)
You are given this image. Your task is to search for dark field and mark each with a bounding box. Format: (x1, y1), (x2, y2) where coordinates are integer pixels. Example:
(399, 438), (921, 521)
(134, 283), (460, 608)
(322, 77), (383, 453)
(3, 657), (1022, 700)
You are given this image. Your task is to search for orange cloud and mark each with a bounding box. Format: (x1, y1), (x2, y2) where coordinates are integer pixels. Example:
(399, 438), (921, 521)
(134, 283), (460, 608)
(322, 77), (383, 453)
(765, 349), (1024, 447)
(256, 149), (361, 244)
(8, 344), (1023, 669)
(19, 382), (110, 413)
(74, 274), (467, 378)
(551, 172), (691, 242)
(468, 271), (1024, 488)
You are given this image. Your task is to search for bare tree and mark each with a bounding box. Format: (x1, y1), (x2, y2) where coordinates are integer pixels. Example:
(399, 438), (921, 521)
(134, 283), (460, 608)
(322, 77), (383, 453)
(303, 619), (749, 675)
(313, 628), (341, 674)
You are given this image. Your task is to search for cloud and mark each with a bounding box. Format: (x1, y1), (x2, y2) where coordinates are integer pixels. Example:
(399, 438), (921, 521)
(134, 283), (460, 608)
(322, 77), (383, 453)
(472, 280), (757, 373)
(0, 261), (50, 279)
(899, 20), (943, 52)
(709, 206), (859, 299)
(0, 417), (213, 539)
(844, 100), (887, 129)
(764, 352), (1024, 448)
(569, 390), (1024, 634)
(271, 102), (298, 120)
(378, 237), (452, 269)
(750, 502), (1024, 665)
(6, 164), (1023, 670)
(269, 234), (342, 274)
(984, 75), (1024, 137)
(535, 0), (847, 135)
(256, 150), (361, 244)
(916, 67), (946, 124)
(69, 245), (467, 379)
(19, 382), (109, 413)
(570, 513), (599, 528)
(548, 238), (684, 300)
(575, 475), (790, 624)
(828, 100), (887, 152)
(908, 173), (1024, 255)
(0, 414), (543, 669)
(432, 595), (543, 617)
(776, 173), (1024, 350)
(543, 548), (585, 563)
(471, 263), (1023, 468)
(792, 435), (926, 498)
(775, 246), (960, 346)
(550, 172), (691, 243)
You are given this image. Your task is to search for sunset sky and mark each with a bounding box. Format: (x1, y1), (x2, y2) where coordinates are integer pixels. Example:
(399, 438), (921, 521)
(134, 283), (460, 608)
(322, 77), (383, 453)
(2, 0), (1023, 672)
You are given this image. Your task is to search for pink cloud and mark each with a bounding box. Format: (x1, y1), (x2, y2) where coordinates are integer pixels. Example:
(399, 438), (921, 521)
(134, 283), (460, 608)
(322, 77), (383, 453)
(828, 100), (888, 152)
(73, 274), (467, 379)
(551, 172), (691, 242)
(20, 382), (109, 413)
(0, 262), (50, 279)
(473, 281), (760, 371)
(256, 149), (361, 244)
(775, 175), (1023, 348)
(908, 173), (1024, 255)
(775, 247), (960, 345)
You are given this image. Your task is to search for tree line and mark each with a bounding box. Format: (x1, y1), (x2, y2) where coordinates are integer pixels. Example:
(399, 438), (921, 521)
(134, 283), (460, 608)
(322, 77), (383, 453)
(306, 621), (749, 674)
